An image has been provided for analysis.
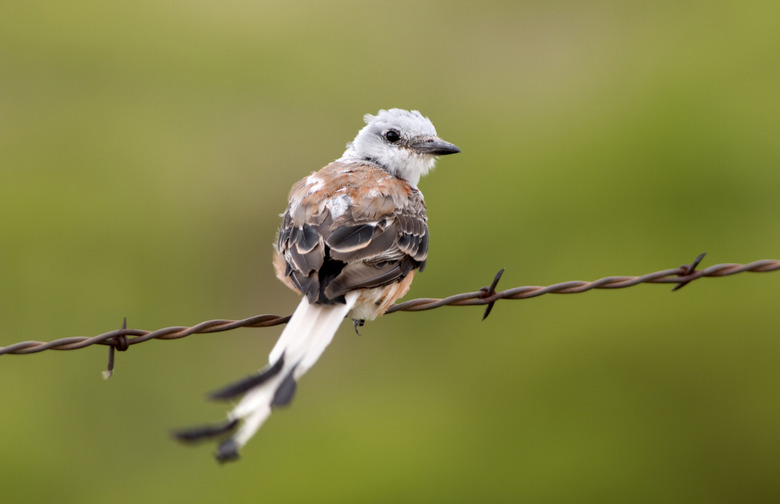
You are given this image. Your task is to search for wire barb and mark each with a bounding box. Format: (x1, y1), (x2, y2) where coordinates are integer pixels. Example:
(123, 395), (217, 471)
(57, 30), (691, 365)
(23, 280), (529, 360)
(672, 252), (707, 292)
(480, 268), (505, 321)
(103, 317), (129, 379)
(1, 257), (779, 358)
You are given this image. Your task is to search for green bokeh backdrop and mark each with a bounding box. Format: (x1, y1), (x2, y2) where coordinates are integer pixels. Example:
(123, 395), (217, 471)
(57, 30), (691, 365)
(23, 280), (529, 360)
(2, 1), (779, 502)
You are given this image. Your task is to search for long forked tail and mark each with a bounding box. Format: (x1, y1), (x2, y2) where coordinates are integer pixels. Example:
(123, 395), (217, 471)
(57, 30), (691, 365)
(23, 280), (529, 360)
(174, 292), (358, 462)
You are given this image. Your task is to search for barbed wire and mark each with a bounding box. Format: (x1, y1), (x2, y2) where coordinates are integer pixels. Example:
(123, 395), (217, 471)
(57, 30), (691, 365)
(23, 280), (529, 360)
(1, 255), (778, 361)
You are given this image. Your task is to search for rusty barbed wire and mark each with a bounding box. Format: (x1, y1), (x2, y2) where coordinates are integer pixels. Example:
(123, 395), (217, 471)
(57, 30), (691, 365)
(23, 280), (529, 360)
(1, 256), (778, 358)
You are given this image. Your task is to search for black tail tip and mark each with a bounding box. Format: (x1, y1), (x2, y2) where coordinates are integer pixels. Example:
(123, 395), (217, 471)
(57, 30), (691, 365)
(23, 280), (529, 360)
(209, 354), (286, 401)
(216, 438), (241, 463)
(171, 418), (239, 444)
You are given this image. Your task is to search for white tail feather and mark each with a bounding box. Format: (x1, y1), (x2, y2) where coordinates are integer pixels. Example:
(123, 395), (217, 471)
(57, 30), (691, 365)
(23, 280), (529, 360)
(228, 292), (359, 450)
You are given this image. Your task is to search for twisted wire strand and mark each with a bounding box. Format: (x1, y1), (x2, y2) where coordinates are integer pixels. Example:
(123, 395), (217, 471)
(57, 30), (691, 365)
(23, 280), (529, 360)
(1, 258), (778, 357)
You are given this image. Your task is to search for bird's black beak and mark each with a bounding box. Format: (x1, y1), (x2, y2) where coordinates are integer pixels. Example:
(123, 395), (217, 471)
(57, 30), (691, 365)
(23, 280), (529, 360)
(412, 137), (461, 156)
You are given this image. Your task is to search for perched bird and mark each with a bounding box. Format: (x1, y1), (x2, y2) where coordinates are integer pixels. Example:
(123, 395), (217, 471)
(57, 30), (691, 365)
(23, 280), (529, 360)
(174, 108), (460, 462)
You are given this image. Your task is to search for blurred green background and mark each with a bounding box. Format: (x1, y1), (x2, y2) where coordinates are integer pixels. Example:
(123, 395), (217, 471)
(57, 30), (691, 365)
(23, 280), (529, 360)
(2, 0), (779, 502)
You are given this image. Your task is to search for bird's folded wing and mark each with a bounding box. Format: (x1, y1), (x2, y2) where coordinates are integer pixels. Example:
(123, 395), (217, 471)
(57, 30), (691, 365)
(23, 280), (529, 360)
(276, 161), (429, 304)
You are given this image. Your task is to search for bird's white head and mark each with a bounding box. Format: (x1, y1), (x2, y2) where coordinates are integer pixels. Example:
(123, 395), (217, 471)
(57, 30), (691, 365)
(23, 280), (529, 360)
(340, 108), (460, 187)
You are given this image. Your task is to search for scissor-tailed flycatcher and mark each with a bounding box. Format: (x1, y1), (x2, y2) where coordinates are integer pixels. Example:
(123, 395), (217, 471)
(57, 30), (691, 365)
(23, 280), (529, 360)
(175, 108), (459, 462)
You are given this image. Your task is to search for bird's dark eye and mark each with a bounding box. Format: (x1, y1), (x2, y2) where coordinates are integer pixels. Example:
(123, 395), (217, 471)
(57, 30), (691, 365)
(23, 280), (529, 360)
(384, 129), (401, 143)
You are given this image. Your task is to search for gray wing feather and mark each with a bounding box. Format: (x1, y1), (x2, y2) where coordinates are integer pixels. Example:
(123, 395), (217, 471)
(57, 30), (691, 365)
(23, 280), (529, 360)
(277, 182), (428, 304)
